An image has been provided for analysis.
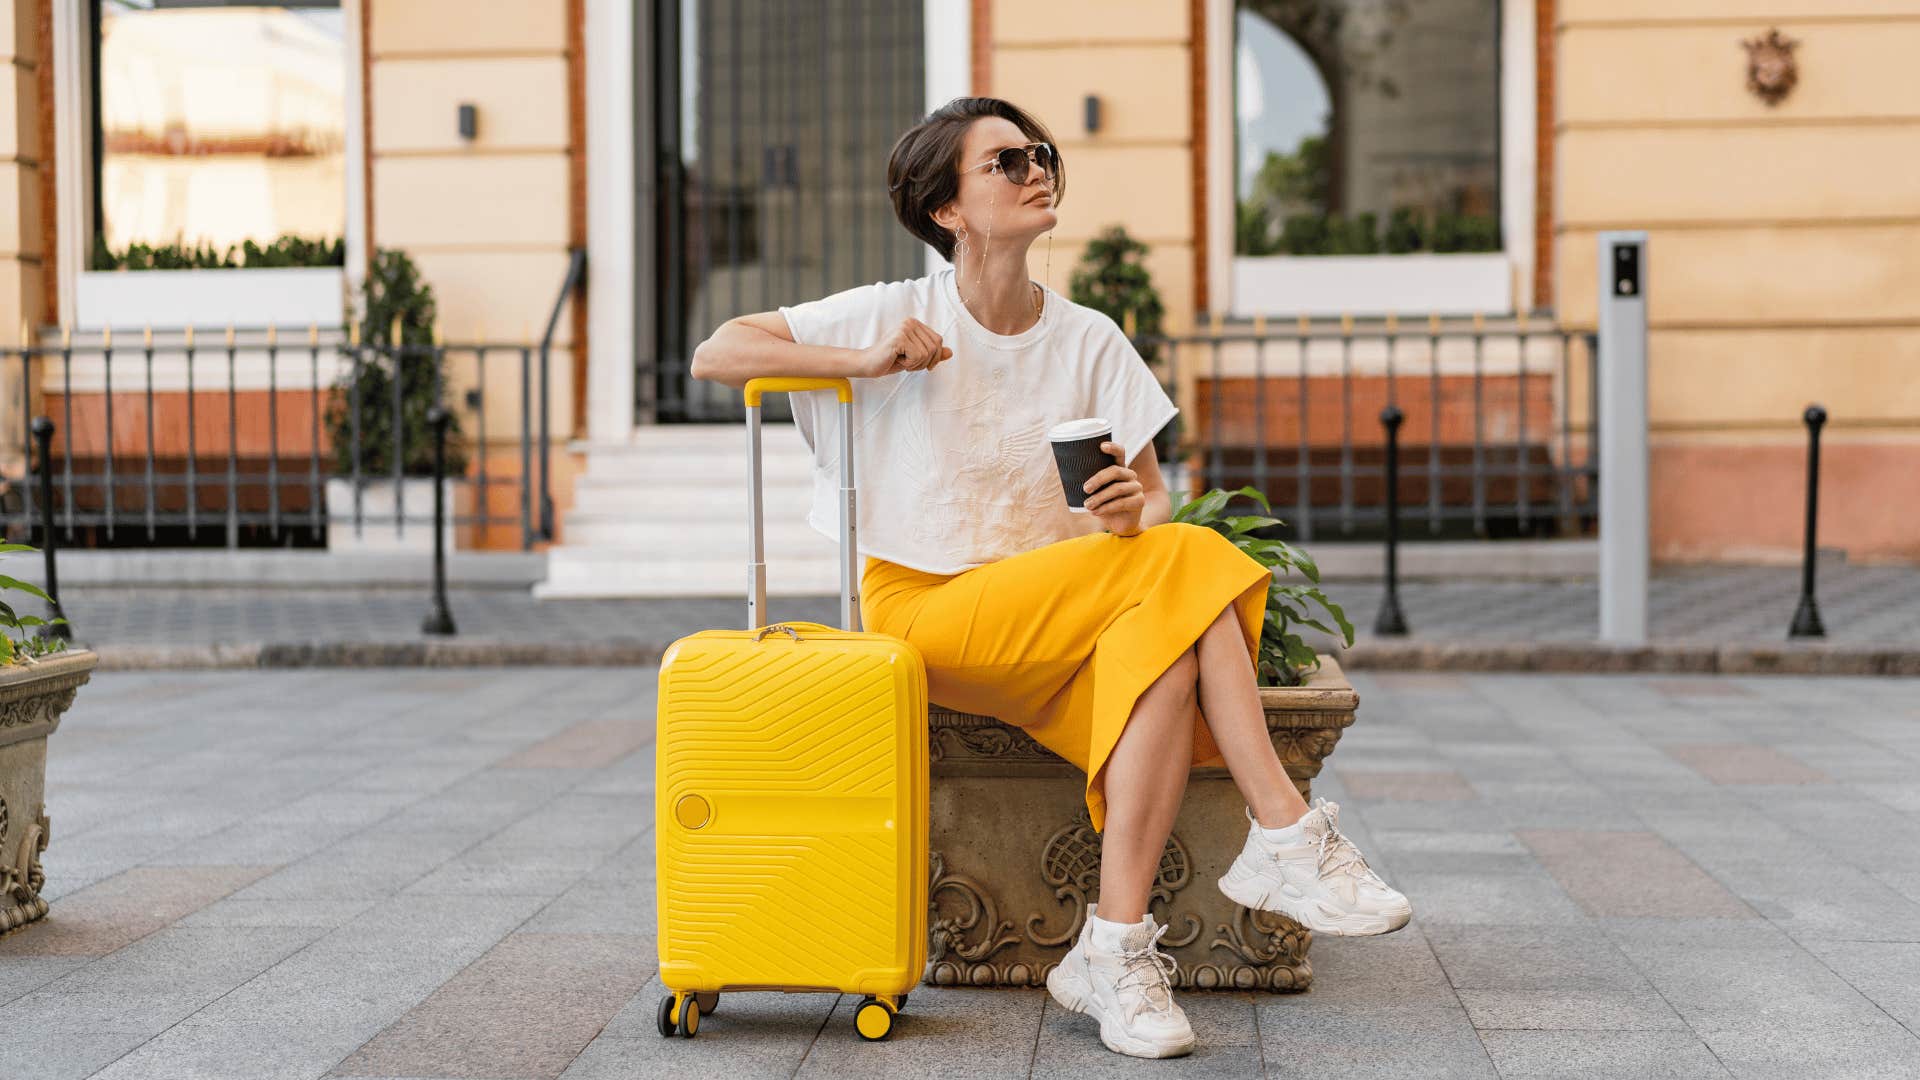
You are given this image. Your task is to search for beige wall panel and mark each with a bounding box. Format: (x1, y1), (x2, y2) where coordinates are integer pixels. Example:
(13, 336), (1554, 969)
(1561, 1), (1920, 24)
(373, 155), (569, 248)
(370, 0), (566, 55)
(1557, 225), (1920, 327)
(993, 0), (1188, 43)
(1560, 127), (1920, 225)
(372, 58), (569, 153)
(1645, 326), (1920, 428)
(0, 63), (37, 162)
(991, 46), (1190, 141)
(0, 160), (38, 258)
(0, 0), (36, 63)
(1039, 146), (1192, 249)
(405, 249), (576, 346)
(1561, 23), (1920, 123)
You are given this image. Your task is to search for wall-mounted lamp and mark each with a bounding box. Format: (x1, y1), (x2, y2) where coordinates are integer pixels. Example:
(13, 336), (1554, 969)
(457, 102), (478, 141)
(1083, 94), (1101, 134)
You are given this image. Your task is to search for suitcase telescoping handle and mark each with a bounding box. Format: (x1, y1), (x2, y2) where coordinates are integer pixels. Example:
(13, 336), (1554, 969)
(743, 377), (860, 634)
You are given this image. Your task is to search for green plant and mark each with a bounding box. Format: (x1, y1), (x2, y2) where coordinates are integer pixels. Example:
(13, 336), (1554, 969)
(0, 544), (68, 664)
(1172, 486), (1353, 687)
(90, 232), (345, 271)
(324, 249), (469, 477)
(1069, 225), (1180, 457)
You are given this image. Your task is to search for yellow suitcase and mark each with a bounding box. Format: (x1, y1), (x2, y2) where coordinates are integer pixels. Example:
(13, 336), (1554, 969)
(653, 377), (929, 1043)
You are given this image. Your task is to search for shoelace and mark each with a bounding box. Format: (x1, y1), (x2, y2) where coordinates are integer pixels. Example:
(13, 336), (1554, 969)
(1305, 799), (1389, 888)
(1113, 921), (1180, 1017)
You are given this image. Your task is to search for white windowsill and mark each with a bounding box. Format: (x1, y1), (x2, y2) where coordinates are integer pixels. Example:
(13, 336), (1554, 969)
(74, 267), (347, 332)
(1229, 254), (1515, 320)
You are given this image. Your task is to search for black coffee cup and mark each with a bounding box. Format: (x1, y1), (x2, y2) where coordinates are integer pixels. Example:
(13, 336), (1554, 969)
(1049, 417), (1116, 514)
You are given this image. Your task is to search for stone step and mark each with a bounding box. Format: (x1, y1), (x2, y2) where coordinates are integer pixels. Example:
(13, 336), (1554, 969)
(534, 548), (852, 599)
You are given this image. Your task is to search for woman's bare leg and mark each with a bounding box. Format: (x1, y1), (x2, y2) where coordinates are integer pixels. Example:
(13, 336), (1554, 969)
(1095, 646), (1200, 924)
(1194, 603), (1312, 829)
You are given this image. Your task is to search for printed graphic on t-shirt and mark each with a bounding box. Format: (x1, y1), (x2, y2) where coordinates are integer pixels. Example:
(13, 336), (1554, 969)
(895, 364), (1063, 564)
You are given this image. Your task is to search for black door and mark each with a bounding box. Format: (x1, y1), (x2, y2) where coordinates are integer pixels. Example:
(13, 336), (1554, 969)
(649, 0), (927, 423)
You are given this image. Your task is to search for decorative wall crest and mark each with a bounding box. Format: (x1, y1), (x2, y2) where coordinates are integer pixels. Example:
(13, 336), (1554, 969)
(1743, 28), (1799, 107)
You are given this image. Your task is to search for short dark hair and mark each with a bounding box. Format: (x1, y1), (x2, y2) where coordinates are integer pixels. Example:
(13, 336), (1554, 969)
(886, 97), (1066, 264)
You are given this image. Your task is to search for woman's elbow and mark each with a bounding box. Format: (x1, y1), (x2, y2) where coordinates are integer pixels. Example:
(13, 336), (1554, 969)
(688, 336), (729, 386)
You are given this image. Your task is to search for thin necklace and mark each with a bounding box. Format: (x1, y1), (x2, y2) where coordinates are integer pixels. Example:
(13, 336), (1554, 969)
(960, 278), (1043, 330)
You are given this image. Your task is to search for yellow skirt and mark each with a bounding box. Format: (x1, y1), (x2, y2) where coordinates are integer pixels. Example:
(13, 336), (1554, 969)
(860, 521), (1272, 833)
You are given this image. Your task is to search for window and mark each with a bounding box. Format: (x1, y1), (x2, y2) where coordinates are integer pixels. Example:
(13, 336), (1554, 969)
(91, 0), (347, 269)
(1235, 0), (1500, 257)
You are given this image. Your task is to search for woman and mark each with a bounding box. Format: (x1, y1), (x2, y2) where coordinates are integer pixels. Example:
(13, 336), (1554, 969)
(690, 97), (1409, 1060)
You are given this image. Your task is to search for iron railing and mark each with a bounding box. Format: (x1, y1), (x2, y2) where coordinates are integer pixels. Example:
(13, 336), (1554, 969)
(4, 249), (583, 550)
(1133, 314), (1600, 541)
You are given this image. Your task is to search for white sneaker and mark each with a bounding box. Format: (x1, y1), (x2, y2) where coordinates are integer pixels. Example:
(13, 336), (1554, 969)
(1046, 908), (1195, 1059)
(1217, 797), (1412, 936)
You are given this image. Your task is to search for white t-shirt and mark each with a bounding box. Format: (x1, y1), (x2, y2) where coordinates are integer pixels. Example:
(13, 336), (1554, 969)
(776, 266), (1179, 575)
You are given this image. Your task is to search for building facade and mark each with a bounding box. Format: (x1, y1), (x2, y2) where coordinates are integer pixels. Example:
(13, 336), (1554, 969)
(0, 1), (1911, 567)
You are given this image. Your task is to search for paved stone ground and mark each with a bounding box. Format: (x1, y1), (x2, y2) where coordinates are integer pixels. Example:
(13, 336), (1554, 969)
(45, 561), (1920, 650)
(4, 668), (1919, 1079)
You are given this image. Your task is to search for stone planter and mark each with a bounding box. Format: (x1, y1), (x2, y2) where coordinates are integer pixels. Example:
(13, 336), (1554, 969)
(924, 655), (1357, 992)
(0, 651), (97, 934)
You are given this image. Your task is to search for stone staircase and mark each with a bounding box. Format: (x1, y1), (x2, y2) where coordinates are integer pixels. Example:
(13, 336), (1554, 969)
(534, 423), (847, 600)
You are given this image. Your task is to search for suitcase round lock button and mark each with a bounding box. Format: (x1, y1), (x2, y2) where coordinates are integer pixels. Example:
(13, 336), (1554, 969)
(674, 794), (712, 830)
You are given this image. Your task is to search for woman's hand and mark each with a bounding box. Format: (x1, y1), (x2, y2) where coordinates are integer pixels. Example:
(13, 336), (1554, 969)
(1083, 442), (1147, 537)
(854, 317), (953, 378)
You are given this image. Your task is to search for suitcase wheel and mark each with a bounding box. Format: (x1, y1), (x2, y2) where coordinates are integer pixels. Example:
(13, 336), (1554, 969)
(696, 991), (721, 1014)
(657, 994), (702, 1038)
(898, 993), (909, 1011)
(855, 997), (895, 1041)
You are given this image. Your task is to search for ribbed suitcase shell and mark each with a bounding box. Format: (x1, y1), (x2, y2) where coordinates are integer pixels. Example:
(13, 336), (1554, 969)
(654, 376), (929, 1009)
(654, 623), (927, 996)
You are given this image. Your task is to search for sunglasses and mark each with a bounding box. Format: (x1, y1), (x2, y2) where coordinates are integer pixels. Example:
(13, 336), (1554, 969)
(961, 142), (1060, 187)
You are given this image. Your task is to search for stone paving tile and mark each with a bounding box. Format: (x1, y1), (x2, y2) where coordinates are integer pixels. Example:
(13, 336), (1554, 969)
(1514, 829), (1758, 919)
(0, 1028), (154, 1080)
(1423, 925), (1649, 991)
(498, 716), (654, 770)
(333, 932), (652, 1079)
(1334, 767), (1479, 801)
(1477, 1030), (1732, 1079)
(1455, 988), (1689, 1031)
(0, 866), (275, 957)
(1695, 1019), (1920, 1080)
(1794, 938), (1920, 1034)
(1660, 743), (1833, 785)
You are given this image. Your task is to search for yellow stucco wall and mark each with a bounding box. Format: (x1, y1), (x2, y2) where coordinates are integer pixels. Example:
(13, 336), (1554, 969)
(368, 0), (576, 449)
(1555, 1), (1920, 562)
(0, 0), (39, 476)
(989, 0), (1198, 326)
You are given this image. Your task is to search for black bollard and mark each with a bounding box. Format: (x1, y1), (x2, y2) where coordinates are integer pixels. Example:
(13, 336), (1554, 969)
(30, 417), (71, 642)
(1374, 406), (1409, 636)
(1788, 404), (1826, 638)
(421, 405), (457, 636)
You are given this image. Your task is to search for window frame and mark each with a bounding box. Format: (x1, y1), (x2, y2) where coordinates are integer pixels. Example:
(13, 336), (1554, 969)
(1207, 0), (1536, 317)
(53, 0), (368, 332)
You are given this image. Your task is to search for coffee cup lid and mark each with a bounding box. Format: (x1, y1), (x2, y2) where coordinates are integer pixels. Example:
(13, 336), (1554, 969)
(1048, 417), (1111, 441)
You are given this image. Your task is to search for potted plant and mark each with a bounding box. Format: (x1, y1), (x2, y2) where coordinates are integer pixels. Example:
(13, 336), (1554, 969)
(0, 544), (96, 935)
(322, 249), (472, 553)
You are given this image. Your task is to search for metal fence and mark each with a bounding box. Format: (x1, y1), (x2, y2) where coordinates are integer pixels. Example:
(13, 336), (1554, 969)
(1134, 314), (1600, 542)
(4, 250), (583, 551)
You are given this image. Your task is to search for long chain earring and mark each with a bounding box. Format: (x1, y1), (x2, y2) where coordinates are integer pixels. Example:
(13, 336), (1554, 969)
(1044, 229), (1054, 312)
(976, 182), (995, 290)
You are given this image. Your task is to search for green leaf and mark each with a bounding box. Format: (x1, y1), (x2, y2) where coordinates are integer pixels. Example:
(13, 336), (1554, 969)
(0, 576), (52, 603)
(0, 543), (38, 555)
(1229, 485), (1273, 513)
(1224, 515), (1282, 535)
(14, 615), (44, 627)
(1186, 488), (1231, 523)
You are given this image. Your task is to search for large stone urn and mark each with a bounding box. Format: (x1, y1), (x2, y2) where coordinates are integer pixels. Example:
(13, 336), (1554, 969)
(0, 650), (96, 934)
(924, 655), (1357, 992)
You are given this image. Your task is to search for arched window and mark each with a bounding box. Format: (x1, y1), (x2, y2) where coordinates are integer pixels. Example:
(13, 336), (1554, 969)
(1235, 0), (1500, 257)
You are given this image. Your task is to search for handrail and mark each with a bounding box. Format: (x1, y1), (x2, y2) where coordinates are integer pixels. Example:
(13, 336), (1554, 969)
(536, 246), (587, 540)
